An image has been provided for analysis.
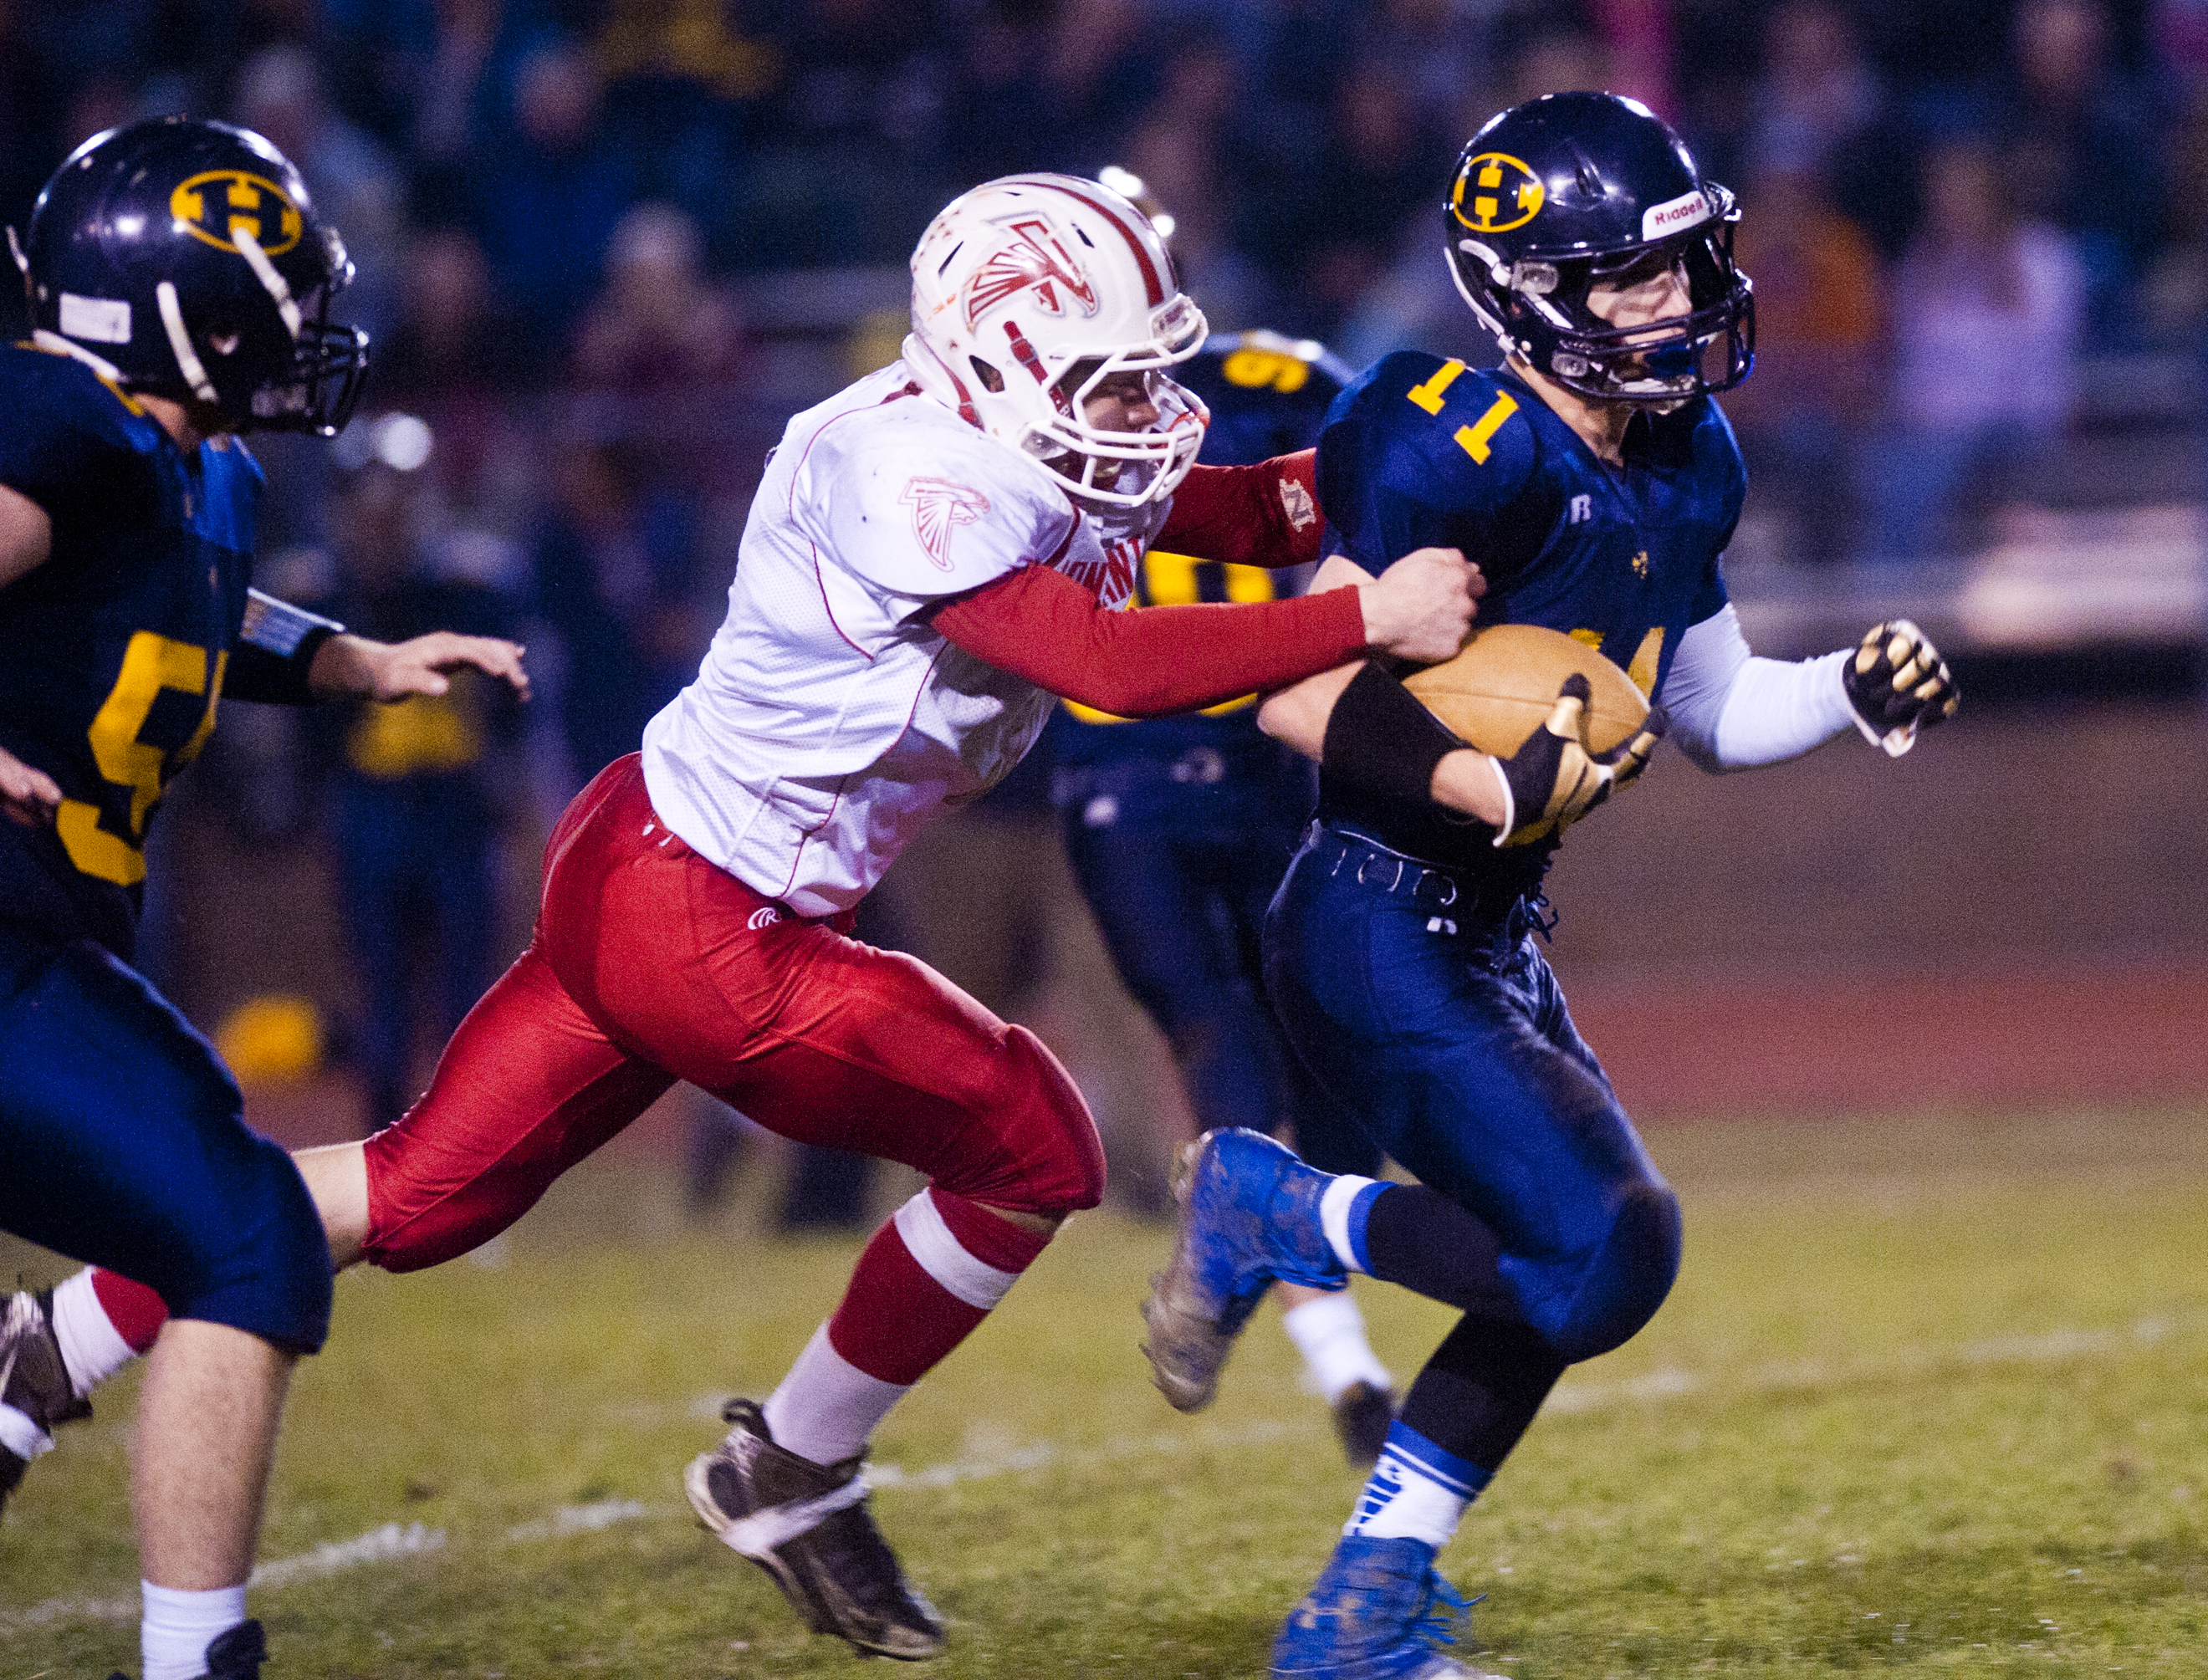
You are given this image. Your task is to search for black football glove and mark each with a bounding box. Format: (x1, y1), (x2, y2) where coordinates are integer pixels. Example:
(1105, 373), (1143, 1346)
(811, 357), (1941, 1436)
(1490, 675), (1669, 847)
(1843, 619), (1960, 758)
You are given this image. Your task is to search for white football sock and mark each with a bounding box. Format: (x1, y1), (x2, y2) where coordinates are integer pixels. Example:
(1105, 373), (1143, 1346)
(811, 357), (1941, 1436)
(1281, 1292), (1392, 1405)
(1342, 1430), (1486, 1550)
(141, 1580), (246, 1680)
(1318, 1174), (1381, 1274)
(52, 1268), (138, 1397)
(760, 1324), (911, 1467)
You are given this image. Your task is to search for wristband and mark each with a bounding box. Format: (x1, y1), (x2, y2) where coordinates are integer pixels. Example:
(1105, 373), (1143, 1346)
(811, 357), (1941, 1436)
(1321, 661), (1464, 807)
(224, 588), (345, 705)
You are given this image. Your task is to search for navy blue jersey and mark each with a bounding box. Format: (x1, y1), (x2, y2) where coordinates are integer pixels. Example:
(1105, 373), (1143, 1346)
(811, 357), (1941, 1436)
(0, 343), (263, 955)
(1048, 332), (1353, 774)
(1316, 350), (1744, 876)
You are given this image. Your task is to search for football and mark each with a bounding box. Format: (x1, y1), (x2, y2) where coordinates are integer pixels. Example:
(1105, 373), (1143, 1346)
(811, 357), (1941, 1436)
(1401, 623), (1650, 756)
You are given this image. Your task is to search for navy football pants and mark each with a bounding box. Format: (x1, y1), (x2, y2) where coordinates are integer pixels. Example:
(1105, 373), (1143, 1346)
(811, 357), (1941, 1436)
(1264, 825), (1680, 1470)
(0, 927), (332, 1354)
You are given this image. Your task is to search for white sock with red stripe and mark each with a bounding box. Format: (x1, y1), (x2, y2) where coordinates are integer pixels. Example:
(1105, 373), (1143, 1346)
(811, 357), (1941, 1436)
(54, 1268), (158, 1396)
(762, 1187), (1053, 1465)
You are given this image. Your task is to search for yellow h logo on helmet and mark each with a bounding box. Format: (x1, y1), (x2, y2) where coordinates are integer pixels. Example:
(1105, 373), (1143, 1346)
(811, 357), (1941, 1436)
(168, 170), (304, 257)
(1451, 152), (1544, 234)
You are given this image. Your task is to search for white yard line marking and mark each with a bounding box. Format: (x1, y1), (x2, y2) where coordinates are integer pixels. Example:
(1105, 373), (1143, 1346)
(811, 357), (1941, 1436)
(8, 1310), (2199, 1633)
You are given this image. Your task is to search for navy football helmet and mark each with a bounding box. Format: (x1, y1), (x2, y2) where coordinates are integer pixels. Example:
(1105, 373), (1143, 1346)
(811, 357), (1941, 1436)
(10, 117), (369, 435)
(1444, 91), (1753, 406)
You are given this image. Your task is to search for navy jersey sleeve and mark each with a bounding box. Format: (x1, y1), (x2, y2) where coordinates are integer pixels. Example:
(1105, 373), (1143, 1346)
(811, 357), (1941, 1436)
(0, 349), (153, 530)
(1687, 398), (1747, 626)
(1316, 351), (1541, 583)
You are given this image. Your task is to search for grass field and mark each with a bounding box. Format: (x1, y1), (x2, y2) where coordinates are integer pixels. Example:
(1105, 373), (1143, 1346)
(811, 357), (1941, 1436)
(4, 1103), (2204, 1678)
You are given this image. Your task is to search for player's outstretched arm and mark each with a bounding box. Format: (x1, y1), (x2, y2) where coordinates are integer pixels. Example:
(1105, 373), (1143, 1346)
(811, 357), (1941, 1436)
(1659, 606), (1959, 774)
(1843, 619), (1959, 757)
(309, 630), (532, 705)
(924, 545), (1477, 717)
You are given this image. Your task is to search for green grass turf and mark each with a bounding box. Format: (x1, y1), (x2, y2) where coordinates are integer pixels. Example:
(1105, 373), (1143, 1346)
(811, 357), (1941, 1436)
(3, 1104), (2204, 1677)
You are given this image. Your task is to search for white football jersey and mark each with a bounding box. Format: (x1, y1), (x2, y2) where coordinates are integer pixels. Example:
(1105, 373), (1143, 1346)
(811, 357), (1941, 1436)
(641, 363), (1168, 916)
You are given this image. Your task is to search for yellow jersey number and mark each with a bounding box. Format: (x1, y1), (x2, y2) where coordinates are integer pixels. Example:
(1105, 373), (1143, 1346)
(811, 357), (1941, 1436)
(54, 632), (226, 886)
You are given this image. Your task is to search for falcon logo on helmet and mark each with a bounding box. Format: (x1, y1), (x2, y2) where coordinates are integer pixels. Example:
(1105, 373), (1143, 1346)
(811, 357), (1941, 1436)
(963, 219), (1099, 328)
(905, 172), (1208, 508)
(900, 477), (992, 571)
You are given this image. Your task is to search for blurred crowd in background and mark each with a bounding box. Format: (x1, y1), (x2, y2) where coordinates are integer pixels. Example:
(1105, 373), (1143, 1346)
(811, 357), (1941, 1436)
(6, 0), (2205, 1173)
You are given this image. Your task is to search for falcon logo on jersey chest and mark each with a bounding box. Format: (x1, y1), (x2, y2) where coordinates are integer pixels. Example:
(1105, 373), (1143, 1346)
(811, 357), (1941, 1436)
(900, 477), (992, 571)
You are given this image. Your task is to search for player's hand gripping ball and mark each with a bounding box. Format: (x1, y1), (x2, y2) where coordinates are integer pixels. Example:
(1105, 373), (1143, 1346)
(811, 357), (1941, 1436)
(1843, 619), (1959, 757)
(1403, 624), (1666, 845)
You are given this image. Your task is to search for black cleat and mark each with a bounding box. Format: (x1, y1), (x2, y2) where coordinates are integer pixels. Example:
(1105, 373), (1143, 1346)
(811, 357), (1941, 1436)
(685, 1398), (945, 1660)
(104, 1616), (266, 1680)
(1, 1288), (92, 1514)
(1332, 1380), (1398, 1470)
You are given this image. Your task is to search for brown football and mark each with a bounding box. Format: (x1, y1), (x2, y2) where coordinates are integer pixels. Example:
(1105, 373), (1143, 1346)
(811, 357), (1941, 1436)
(1401, 623), (1650, 757)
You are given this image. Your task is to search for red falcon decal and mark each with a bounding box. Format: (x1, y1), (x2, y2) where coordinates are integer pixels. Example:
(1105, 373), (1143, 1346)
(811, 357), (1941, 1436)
(901, 477), (992, 571)
(963, 217), (1100, 328)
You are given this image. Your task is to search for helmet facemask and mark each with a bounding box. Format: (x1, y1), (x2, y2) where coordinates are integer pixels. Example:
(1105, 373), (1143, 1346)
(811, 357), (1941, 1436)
(907, 173), (1211, 508)
(177, 225), (370, 437)
(1451, 187), (1756, 409)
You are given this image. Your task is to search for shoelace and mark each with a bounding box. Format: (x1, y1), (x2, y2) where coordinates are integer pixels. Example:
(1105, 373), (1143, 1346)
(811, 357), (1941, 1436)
(1412, 1574), (1483, 1652)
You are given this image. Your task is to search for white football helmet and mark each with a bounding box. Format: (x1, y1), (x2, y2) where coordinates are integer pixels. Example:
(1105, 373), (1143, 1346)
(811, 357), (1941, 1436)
(906, 172), (1208, 508)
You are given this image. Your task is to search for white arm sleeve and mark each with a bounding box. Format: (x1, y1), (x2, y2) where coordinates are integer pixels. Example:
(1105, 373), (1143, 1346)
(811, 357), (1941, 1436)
(1659, 603), (1857, 773)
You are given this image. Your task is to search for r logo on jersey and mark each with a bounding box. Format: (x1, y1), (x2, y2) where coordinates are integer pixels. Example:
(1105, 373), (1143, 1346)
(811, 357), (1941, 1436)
(169, 170), (304, 257)
(963, 218), (1100, 327)
(1568, 494), (1593, 525)
(901, 477), (992, 571)
(747, 906), (782, 931)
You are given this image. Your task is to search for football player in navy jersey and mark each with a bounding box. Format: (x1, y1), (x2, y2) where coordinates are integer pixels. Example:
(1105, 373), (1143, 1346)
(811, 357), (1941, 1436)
(1142, 93), (1960, 1680)
(0, 119), (524, 1680)
(1051, 329), (1400, 1464)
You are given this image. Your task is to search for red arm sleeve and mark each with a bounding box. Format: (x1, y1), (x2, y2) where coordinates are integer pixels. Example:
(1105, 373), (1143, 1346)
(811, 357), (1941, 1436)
(927, 561), (1367, 717)
(1153, 450), (1324, 569)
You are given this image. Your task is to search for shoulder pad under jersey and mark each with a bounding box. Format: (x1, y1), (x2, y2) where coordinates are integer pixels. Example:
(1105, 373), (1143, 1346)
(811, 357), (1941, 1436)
(800, 396), (1078, 601)
(0, 342), (162, 518)
(1318, 350), (1538, 574)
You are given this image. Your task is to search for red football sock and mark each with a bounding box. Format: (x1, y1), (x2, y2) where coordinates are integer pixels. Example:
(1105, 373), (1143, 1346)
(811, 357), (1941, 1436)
(90, 1269), (169, 1353)
(824, 1189), (1055, 1386)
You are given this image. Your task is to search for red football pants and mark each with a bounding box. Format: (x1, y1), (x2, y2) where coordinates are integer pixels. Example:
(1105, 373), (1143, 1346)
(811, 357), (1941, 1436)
(360, 755), (1106, 1272)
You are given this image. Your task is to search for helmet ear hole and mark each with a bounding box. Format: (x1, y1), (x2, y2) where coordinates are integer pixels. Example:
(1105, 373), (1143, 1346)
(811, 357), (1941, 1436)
(969, 356), (1004, 394)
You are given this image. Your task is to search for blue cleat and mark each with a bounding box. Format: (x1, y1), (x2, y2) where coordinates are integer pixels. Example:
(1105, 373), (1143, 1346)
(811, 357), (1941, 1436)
(1141, 1127), (1346, 1412)
(1270, 1536), (1500, 1680)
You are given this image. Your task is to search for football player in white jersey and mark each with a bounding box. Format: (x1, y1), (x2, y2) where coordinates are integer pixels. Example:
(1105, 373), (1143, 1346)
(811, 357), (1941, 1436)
(53, 173), (1478, 1661)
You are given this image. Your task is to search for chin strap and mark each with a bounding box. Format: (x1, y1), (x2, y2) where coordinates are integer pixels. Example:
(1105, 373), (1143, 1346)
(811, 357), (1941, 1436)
(155, 279), (220, 405)
(231, 223), (304, 340)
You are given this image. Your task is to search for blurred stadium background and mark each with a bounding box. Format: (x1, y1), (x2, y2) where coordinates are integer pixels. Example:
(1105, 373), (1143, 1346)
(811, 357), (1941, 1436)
(5, 7), (2208, 1674)
(1, 0), (2202, 1188)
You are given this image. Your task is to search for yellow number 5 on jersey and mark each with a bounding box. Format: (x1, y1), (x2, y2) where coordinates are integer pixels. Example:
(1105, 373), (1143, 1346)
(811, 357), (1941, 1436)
(56, 631), (226, 886)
